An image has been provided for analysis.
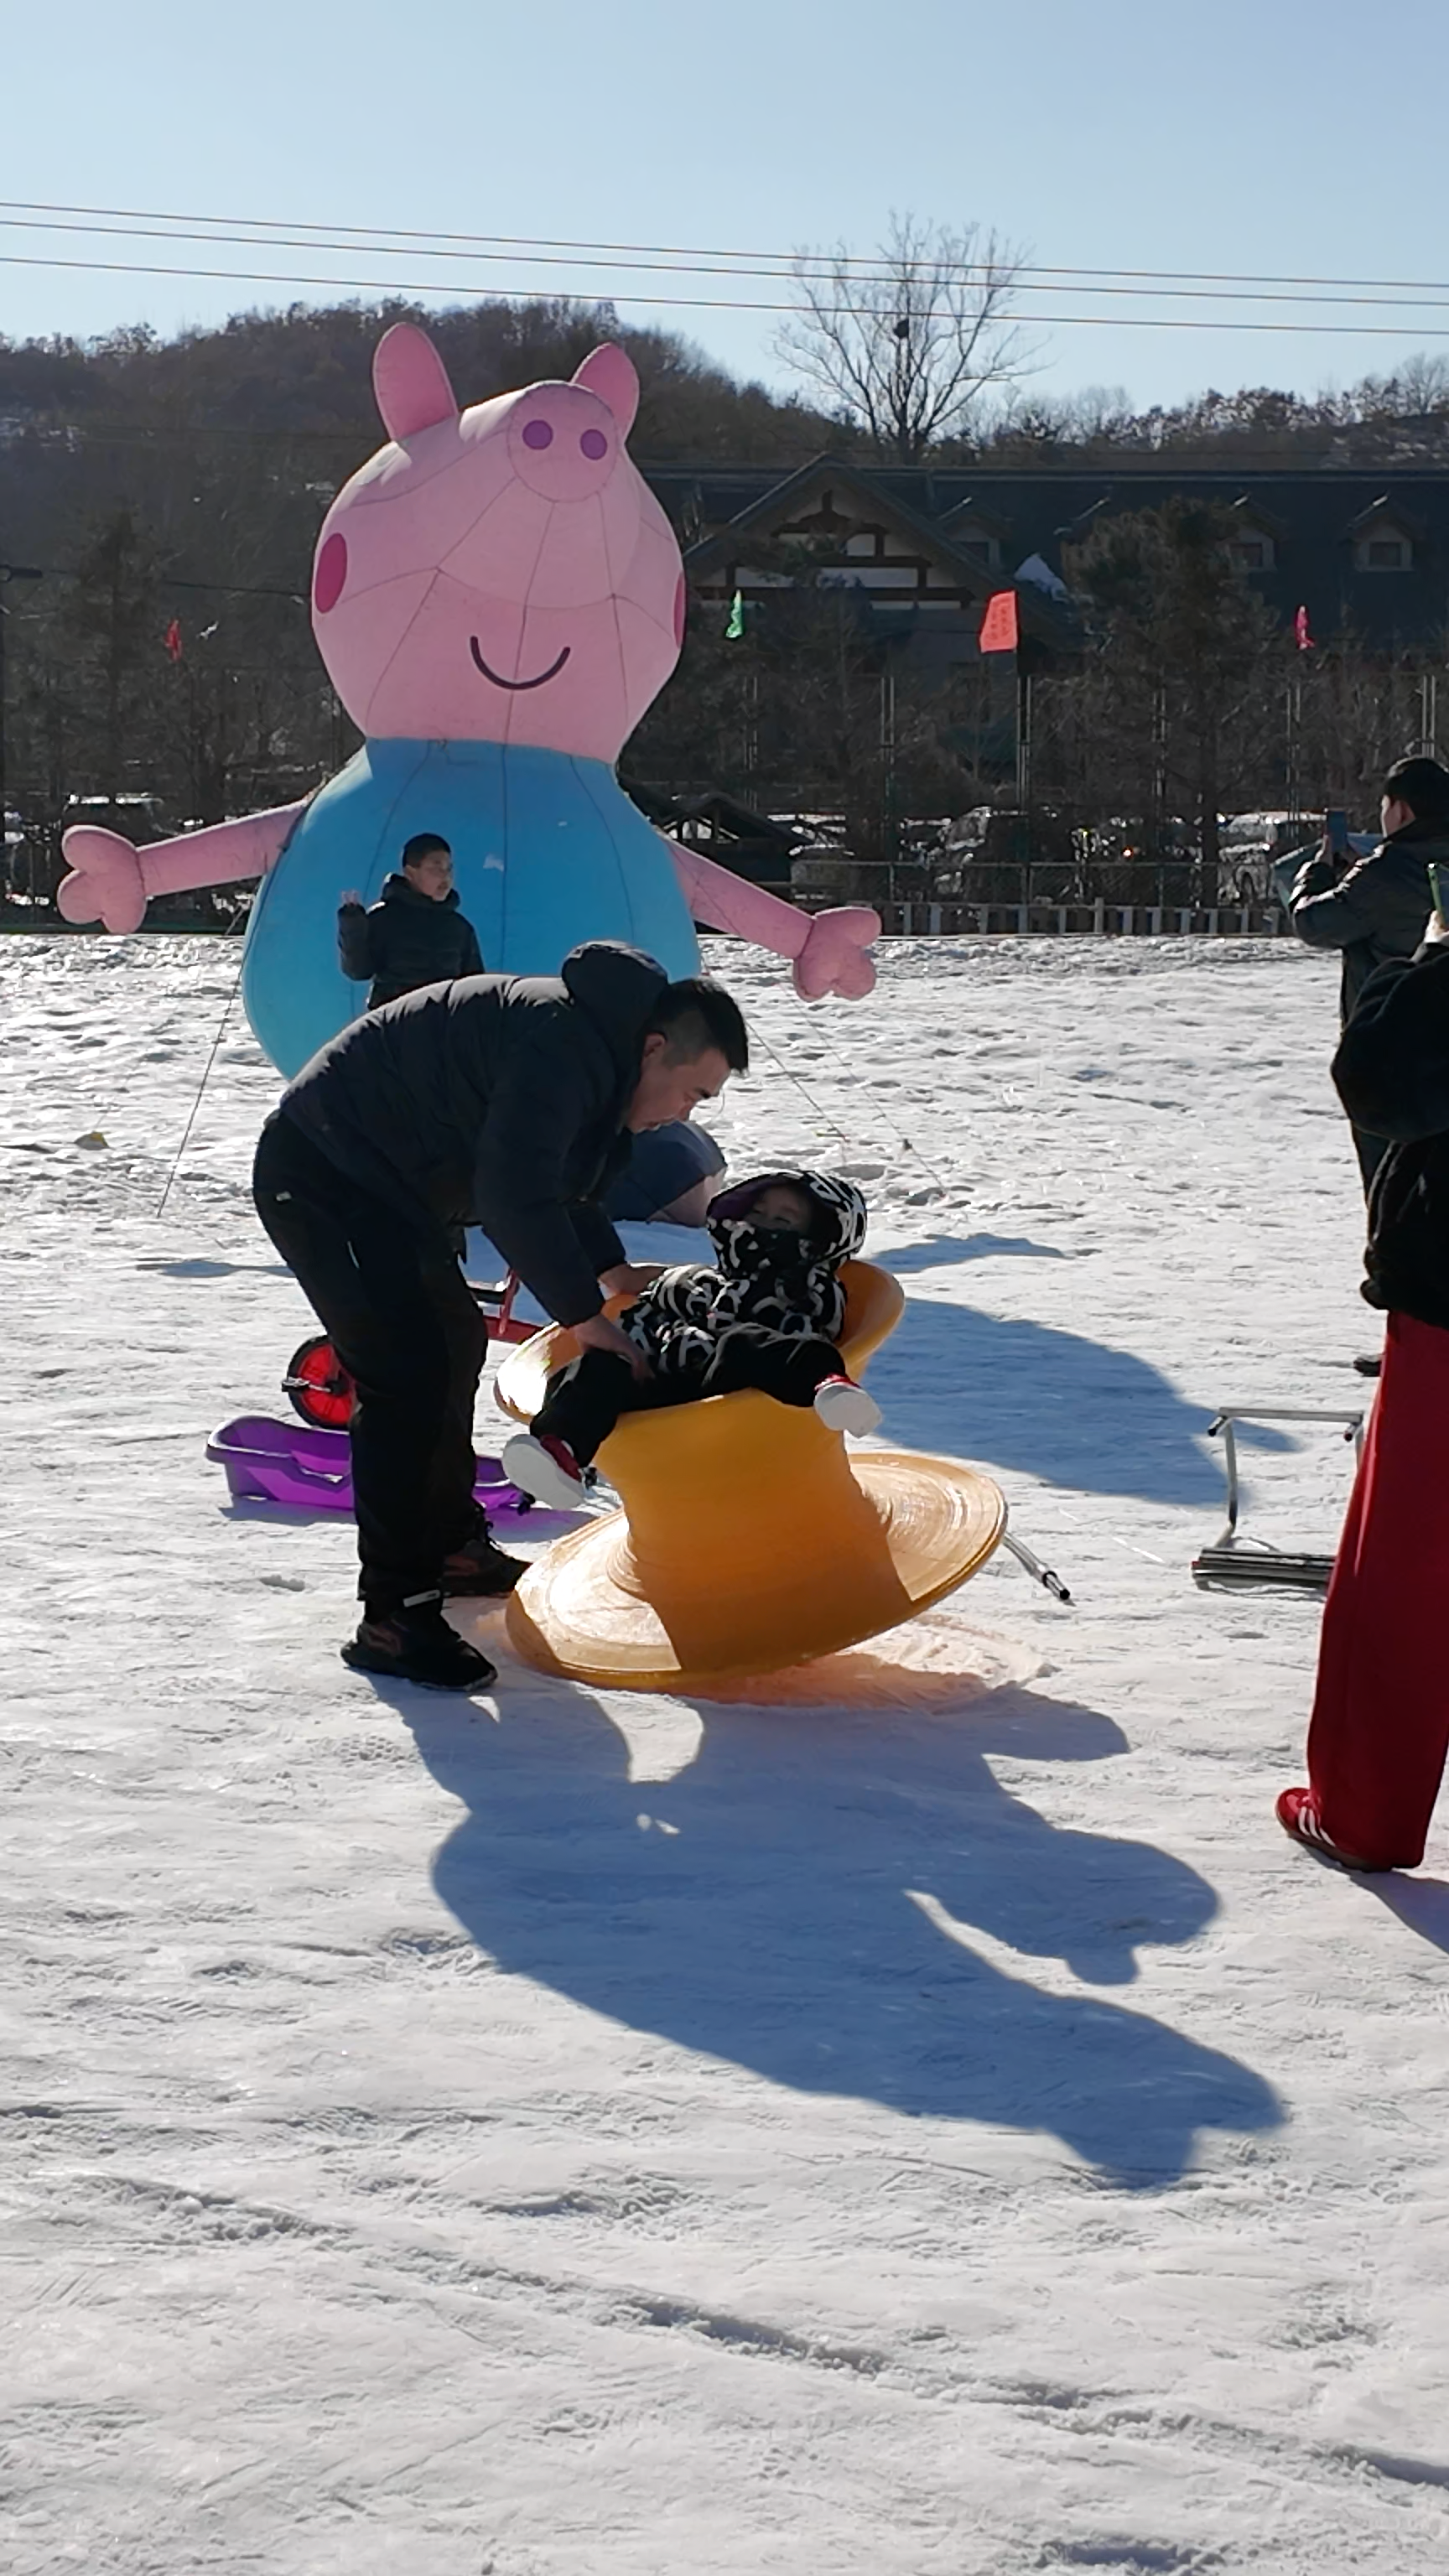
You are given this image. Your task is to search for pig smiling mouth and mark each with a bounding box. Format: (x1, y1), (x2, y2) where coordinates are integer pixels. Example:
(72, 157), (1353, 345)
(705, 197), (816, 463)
(469, 637), (572, 691)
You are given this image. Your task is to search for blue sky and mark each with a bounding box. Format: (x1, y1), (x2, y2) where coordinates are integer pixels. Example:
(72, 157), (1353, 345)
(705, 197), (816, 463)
(5, 0), (1448, 413)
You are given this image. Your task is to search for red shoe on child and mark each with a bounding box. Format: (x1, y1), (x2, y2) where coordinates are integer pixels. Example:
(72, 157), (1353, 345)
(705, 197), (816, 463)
(502, 1431), (589, 1513)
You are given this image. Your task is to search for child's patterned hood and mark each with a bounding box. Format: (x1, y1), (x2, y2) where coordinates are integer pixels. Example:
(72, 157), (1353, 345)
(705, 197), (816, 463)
(706, 1168), (868, 1281)
(624, 1168), (867, 1371)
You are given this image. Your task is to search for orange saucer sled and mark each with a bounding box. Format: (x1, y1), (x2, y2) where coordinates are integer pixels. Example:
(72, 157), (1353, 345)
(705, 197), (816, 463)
(494, 1260), (1005, 1692)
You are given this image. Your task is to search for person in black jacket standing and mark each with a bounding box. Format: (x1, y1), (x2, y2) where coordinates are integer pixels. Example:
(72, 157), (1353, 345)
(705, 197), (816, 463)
(337, 833), (484, 1010)
(1278, 901), (1449, 1870)
(1289, 757), (1449, 1191)
(252, 942), (749, 1691)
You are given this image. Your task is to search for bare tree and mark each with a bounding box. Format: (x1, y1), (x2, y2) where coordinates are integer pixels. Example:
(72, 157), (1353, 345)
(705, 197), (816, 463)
(775, 212), (1036, 461)
(1058, 498), (1288, 871)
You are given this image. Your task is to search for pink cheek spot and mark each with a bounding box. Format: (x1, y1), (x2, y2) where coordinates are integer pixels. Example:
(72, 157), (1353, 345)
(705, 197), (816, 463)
(673, 574), (687, 648)
(579, 428), (608, 460)
(314, 532), (347, 614)
(522, 418), (553, 450)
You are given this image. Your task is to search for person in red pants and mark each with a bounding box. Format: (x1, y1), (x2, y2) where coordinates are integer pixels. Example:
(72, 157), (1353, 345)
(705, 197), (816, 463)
(1279, 903), (1449, 1870)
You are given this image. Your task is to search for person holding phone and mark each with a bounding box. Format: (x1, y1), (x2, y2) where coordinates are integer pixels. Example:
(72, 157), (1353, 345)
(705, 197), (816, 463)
(1278, 893), (1449, 1870)
(1290, 757), (1449, 1192)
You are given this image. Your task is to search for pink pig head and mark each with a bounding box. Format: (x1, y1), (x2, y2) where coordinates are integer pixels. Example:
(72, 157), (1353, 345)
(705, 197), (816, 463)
(310, 325), (687, 761)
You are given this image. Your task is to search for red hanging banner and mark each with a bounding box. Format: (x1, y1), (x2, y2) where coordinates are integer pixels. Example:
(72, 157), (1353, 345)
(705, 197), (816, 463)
(978, 589), (1019, 654)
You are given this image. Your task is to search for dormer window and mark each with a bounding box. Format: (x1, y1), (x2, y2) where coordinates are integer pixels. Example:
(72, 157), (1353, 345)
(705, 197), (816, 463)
(1349, 497), (1419, 572)
(1359, 529), (1412, 571)
(1228, 496), (1278, 573)
(940, 500), (1010, 579)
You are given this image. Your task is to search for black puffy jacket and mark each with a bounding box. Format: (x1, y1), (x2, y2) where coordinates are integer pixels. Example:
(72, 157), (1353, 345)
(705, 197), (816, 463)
(1332, 940), (1449, 1329)
(280, 943), (668, 1325)
(1291, 818), (1449, 1021)
(337, 874), (484, 1010)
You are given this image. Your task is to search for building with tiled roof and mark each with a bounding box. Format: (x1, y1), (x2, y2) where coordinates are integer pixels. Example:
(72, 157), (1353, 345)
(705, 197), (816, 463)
(645, 456), (1449, 667)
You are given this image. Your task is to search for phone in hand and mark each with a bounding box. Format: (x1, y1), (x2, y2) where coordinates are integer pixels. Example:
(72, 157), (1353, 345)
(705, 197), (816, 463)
(1429, 860), (1449, 928)
(1325, 808), (1350, 855)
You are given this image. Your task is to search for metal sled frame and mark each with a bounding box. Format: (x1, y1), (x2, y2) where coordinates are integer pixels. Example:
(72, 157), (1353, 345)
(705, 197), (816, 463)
(1192, 1405), (1365, 1594)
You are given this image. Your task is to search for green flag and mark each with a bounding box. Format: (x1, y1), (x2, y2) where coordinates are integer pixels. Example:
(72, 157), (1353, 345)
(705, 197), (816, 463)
(724, 589), (745, 641)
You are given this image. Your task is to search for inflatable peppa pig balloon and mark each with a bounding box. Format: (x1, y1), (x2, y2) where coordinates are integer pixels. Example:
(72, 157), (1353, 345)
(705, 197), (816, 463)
(58, 324), (880, 1074)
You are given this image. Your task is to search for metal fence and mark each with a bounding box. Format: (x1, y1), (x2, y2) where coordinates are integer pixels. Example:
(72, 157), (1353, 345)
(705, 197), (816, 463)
(873, 894), (1285, 938)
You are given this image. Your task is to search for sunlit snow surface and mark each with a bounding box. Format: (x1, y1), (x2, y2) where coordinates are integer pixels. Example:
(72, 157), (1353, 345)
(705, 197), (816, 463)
(6, 929), (1449, 2575)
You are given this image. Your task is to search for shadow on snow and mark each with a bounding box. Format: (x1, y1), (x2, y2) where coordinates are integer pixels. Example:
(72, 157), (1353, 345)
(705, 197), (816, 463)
(873, 1291), (1286, 1508)
(405, 1675), (1281, 2189)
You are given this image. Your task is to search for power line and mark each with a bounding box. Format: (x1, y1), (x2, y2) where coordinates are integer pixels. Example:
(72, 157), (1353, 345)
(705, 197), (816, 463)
(8, 563), (306, 601)
(5, 212), (1449, 318)
(6, 249), (1449, 339)
(8, 196), (1449, 304)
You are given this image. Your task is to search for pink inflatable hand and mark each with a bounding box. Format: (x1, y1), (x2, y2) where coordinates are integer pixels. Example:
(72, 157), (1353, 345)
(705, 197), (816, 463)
(793, 906), (881, 1001)
(57, 828), (147, 933)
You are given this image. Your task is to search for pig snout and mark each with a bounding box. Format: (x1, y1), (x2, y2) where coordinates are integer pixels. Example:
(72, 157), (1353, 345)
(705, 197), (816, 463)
(506, 385), (621, 500)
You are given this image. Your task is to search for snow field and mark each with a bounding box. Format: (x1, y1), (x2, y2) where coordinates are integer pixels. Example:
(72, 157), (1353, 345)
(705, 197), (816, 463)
(4, 931), (1449, 2573)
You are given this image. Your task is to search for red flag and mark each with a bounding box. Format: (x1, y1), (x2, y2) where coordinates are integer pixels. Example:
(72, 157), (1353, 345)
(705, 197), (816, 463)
(1294, 604), (1314, 652)
(978, 589), (1019, 654)
(164, 618), (183, 662)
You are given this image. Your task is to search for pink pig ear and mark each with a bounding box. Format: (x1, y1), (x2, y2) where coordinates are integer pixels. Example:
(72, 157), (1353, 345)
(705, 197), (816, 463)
(571, 344), (639, 435)
(372, 323), (459, 441)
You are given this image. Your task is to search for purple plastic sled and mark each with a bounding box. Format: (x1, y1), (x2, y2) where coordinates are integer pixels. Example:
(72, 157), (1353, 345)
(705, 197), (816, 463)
(206, 1415), (529, 1518)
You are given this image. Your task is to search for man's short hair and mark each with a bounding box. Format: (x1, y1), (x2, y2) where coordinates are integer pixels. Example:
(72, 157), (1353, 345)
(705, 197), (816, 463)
(1384, 757), (1449, 825)
(650, 976), (749, 1072)
(402, 832), (452, 867)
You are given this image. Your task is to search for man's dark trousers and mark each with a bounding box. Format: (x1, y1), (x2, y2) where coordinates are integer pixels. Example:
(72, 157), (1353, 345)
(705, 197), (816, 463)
(254, 1113), (486, 1613)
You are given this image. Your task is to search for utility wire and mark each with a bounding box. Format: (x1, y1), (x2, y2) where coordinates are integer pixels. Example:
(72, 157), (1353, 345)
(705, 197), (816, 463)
(8, 196), (1449, 303)
(6, 213), (1449, 317)
(11, 563), (307, 602)
(6, 250), (1449, 338)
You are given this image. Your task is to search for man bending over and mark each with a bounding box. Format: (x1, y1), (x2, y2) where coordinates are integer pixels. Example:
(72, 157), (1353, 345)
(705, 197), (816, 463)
(253, 942), (748, 1691)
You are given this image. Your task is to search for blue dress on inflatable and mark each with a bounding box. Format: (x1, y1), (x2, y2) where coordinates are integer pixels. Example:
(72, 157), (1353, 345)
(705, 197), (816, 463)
(242, 739), (702, 1078)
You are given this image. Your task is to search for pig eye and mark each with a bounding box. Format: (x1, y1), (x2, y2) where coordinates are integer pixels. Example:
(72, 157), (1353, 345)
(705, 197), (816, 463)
(314, 532), (347, 613)
(579, 428), (607, 460)
(522, 418), (553, 450)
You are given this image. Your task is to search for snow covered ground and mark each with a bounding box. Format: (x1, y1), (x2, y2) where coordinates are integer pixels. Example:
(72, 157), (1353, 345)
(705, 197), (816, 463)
(6, 927), (1449, 2575)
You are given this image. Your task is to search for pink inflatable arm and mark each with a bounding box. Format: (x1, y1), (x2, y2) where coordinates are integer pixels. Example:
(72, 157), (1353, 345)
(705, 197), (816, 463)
(665, 839), (880, 1001)
(58, 802), (309, 934)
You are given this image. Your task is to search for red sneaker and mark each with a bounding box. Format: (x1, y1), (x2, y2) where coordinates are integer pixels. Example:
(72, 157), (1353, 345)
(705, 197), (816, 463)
(1275, 1787), (1388, 1872)
(501, 1431), (588, 1513)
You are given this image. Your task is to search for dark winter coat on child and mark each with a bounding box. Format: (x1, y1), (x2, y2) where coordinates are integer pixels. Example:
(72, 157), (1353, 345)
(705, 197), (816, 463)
(622, 1169), (868, 1380)
(337, 872), (484, 1011)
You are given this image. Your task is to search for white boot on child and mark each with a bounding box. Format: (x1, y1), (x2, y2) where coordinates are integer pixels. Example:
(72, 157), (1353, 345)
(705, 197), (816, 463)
(502, 1431), (588, 1513)
(813, 1374), (881, 1436)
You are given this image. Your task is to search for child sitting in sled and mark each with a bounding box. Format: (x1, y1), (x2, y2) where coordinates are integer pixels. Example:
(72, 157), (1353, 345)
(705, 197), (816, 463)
(501, 1168), (880, 1509)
